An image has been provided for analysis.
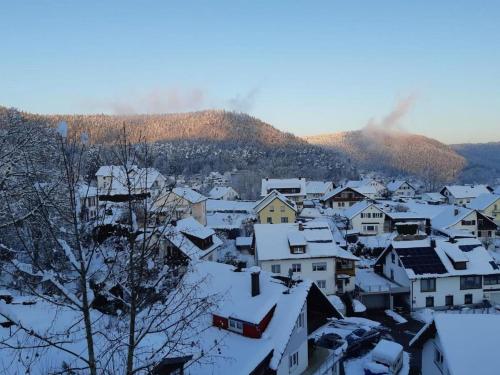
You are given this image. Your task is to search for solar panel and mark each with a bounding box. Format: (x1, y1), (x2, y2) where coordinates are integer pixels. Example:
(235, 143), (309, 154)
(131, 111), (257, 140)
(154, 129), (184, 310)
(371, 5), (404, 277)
(396, 247), (448, 275)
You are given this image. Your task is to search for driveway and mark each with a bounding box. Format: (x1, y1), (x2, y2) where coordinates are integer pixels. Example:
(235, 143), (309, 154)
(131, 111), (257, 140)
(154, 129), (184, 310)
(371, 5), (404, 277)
(363, 310), (425, 374)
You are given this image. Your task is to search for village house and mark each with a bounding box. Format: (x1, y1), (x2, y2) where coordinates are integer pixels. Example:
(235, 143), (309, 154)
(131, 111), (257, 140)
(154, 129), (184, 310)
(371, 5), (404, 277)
(421, 192), (446, 205)
(205, 199), (256, 238)
(386, 180), (416, 198)
(261, 178), (307, 209)
(161, 261), (343, 375)
(153, 187), (207, 225)
(375, 233), (500, 310)
(467, 193), (500, 225)
(158, 217), (222, 263)
(253, 221), (359, 294)
(95, 165), (167, 198)
(341, 200), (387, 236)
(208, 185), (240, 200)
(77, 184), (99, 221)
(345, 180), (385, 199)
(305, 180), (335, 200)
(321, 186), (369, 209)
(431, 206), (497, 242)
(410, 314), (500, 375)
(254, 190), (297, 224)
(440, 184), (492, 205)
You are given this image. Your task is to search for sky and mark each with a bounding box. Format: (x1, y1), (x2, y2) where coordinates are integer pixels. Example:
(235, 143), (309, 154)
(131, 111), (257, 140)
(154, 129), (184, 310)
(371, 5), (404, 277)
(1, 0), (499, 144)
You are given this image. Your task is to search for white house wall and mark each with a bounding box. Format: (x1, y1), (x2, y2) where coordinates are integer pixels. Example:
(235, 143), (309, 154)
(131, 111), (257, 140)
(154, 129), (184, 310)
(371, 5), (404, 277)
(276, 303), (308, 375)
(350, 206), (386, 235)
(259, 258), (337, 295)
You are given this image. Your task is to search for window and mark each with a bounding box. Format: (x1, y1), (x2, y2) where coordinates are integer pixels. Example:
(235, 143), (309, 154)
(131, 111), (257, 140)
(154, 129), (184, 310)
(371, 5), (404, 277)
(460, 275), (482, 290)
(338, 202), (345, 207)
(462, 220), (476, 226)
(271, 264), (281, 274)
(316, 280), (326, 289)
(289, 351), (299, 369)
(280, 205), (285, 212)
(484, 274), (500, 285)
(312, 262), (327, 271)
(445, 295), (454, 306)
(421, 278), (436, 292)
(295, 311), (305, 329)
(290, 246), (305, 254)
(266, 217), (272, 224)
(292, 263), (301, 273)
(281, 217), (289, 223)
(363, 225), (377, 232)
(228, 318), (244, 333)
(464, 294), (473, 304)
(426, 296), (434, 307)
(391, 253), (395, 263)
(269, 205), (275, 212)
(434, 346), (444, 369)
(390, 270), (394, 281)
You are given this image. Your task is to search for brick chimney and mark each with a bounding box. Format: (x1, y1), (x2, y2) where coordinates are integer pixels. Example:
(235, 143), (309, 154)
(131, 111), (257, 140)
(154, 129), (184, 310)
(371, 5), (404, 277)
(251, 269), (260, 297)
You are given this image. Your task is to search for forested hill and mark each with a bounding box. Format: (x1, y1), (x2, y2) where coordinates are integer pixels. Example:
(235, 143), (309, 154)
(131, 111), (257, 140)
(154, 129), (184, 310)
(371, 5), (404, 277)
(26, 110), (304, 147)
(0, 107), (356, 184)
(304, 128), (466, 186)
(451, 142), (500, 183)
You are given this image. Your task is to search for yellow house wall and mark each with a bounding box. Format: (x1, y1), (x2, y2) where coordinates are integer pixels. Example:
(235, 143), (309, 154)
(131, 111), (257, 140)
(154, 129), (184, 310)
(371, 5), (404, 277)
(258, 197), (296, 224)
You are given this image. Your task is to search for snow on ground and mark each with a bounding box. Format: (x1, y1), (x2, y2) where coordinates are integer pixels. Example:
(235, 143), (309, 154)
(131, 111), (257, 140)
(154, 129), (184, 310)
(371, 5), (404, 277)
(353, 299), (367, 313)
(343, 350), (410, 375)
(385, 309), (408, 324)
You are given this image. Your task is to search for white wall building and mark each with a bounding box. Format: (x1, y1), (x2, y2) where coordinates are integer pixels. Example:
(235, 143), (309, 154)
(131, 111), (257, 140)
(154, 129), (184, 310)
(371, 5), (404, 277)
(254, 221), (359, 295)
(387, 180), (416, 198)
(376, 236), (500, 310)
(342, 200), (387, 235)
(440, 184), (492, 205)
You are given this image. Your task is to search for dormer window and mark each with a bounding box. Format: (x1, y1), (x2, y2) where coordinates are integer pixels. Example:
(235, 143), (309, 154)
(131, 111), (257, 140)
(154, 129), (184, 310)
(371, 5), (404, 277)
(290, 245), (306, 254)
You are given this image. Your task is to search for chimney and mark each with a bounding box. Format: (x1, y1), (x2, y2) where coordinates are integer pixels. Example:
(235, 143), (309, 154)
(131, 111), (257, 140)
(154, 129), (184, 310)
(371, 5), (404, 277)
(170, 220), (177, 226)
(454, 208), (459, 216)
(265, 177), (268, 181)
(298, 222), (304, 231)
(251, 270), (260, 297)
(430, 238), (436, 248)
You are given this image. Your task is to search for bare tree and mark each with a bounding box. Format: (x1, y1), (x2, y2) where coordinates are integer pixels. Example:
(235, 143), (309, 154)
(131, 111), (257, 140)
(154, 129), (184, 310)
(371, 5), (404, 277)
(0, 124), (218, 374)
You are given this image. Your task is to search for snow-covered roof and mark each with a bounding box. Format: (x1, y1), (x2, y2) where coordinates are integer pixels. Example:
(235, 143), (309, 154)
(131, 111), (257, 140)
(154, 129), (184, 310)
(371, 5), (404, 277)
(261, 178), (306, 197)
(431, 206), (474, 230)
(206, 199), (255, 213)
(236, 236), (252, 247)
(254, 221), (359, 262)
(441, 184), (491, 199)
(345, 181), (378, 196)
(342, 200), (382, 219)
(372, 339), (403, 364)
(96, 165), (165, 194)
(208, 186), (238, 199)
(422, 192), (446, 202)
(179, 261), (341, 373)
(254, 190), (297, 213)
(172, 187), (207, 204)
(467, 193), (500, 211)
(379, 237), (500, 279)
(162, 218), (222, 260)
(206, 212), (255, 230)
(306, 181), (333, 195)
(299, 207), (323, 219)
(415, 314), (500, 375)
(322, 185), (369, 202)
(387, 180), (413, 192)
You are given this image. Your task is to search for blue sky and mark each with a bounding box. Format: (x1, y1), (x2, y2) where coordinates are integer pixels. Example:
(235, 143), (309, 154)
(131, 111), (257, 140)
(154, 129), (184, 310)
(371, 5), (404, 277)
(1, 1), (499, 143)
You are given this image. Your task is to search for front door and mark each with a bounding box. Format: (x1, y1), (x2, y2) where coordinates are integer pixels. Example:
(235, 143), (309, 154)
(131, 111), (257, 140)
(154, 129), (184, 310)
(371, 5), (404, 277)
(336, 279), (344, 293)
